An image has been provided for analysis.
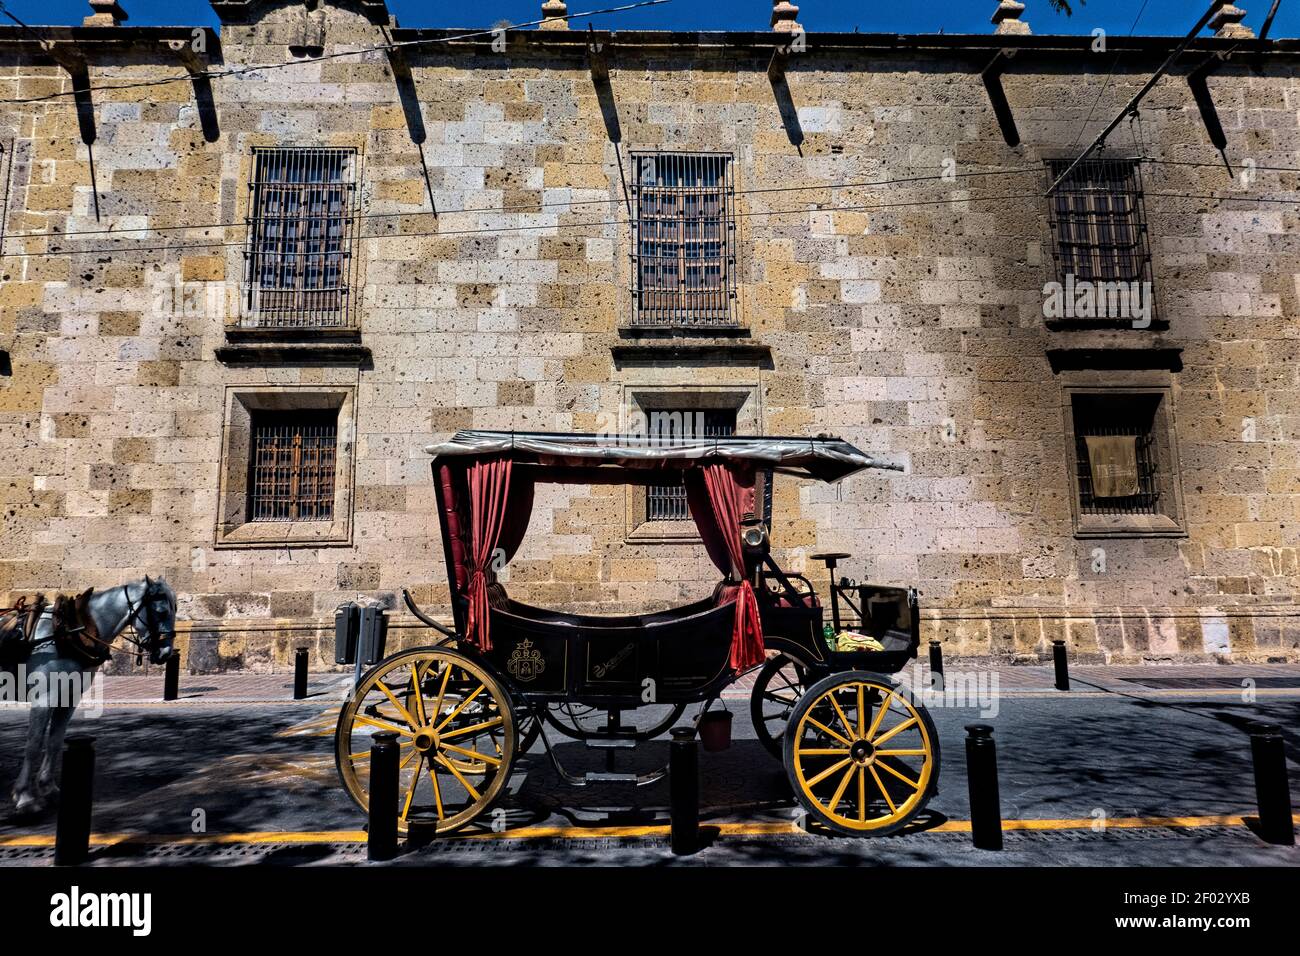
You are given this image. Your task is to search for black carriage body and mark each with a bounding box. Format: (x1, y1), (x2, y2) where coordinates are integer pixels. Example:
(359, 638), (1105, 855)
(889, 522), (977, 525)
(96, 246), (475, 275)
(429, 431), (918, 709)
(478, 594), (737, 706)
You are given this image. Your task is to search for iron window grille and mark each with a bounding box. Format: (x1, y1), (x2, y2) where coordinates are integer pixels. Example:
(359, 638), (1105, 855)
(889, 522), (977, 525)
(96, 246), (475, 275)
(630, 152), (737, 328)
(243, 147), (359, 329)
(1071, 393), (1161, 516)
(248, 411), (338, 522)
(646, 408), (737, 521)
(1046, 157), (1155, 318)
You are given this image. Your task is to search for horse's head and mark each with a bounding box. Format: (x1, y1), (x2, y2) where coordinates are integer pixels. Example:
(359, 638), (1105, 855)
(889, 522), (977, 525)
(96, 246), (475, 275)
(134, 576), (178, 665)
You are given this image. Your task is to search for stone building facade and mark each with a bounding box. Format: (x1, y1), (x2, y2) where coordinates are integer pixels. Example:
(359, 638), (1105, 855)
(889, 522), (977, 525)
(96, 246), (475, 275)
(1, 0), (1298, 670)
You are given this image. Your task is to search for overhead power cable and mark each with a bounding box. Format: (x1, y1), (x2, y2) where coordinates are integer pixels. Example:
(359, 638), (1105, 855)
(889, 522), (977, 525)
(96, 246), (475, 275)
(3, 164), (1047, 243)
(0, 0), (671, 106)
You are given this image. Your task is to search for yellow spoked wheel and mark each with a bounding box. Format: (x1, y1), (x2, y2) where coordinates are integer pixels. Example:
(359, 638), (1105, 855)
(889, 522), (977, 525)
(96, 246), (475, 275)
(783, 672), (939, 837)
(335, 646), (515, 836)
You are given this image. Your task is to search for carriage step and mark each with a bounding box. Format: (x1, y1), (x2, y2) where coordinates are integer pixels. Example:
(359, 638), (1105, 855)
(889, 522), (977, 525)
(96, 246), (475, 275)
(583, 737), (638, 749)
(582, 769), (668, 786)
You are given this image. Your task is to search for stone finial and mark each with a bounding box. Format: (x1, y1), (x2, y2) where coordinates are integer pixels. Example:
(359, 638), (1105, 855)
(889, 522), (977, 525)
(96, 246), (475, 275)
(771, 1), (801, 33)
(1210, 4), (1256, 39)
(540, 0), (569, 30)
(82, 0), (128, 26)
(992, 1), (1030, 35)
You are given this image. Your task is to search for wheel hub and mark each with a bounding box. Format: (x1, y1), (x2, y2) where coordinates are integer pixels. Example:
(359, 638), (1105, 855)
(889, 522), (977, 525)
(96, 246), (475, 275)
(412, 727), (440, 752)
(850, 738), (875, 766)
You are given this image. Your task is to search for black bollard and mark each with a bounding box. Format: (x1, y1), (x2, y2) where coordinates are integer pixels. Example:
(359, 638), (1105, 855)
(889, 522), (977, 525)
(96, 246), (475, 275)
(929, 640), (944, 690)
(162, 653), (180, 702)
(669, 727), (699, 855)
(965, 723), (1003, 851)
(1249, 723), (1295, 845)
(1052, 639), (1070, 691)
(368, 731), (400, 862)
(407, 818), (437, 851)
(293, 647), (309, 700)
(54, 735), (96, 866)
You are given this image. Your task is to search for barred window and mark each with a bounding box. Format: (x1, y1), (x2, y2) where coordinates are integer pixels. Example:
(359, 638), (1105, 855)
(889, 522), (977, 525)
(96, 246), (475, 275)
(1047, 157), (1154, 290)
(1071, 394), (1162, 517)
(646, 408), (737, 521)
(631, 153), (736, 328)
(248, 411), (338, 522)
(244, 147), (358, 329)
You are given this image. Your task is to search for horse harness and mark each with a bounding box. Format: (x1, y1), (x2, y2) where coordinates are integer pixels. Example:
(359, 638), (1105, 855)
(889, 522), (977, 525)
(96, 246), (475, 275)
(0, 584), (165, 667)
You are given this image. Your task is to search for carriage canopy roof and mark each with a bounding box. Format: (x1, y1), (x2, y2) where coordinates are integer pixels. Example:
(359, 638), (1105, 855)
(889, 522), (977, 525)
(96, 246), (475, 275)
(424, 430), (900, 483)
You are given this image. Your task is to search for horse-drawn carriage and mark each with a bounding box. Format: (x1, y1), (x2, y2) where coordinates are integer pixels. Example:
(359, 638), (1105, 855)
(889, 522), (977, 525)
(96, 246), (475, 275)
(334, 430), (939, 837)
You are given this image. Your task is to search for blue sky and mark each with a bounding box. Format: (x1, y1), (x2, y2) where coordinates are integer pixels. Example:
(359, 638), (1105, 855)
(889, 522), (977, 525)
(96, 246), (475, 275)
(10, 1), (1299, 37)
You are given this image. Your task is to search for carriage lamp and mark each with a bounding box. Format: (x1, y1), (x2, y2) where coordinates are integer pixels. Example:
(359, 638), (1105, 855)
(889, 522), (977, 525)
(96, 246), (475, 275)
(740, 512), (769, 554)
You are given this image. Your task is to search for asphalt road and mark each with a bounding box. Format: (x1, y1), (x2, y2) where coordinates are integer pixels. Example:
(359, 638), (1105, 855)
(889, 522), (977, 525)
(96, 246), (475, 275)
(1, 683), (1297, 866)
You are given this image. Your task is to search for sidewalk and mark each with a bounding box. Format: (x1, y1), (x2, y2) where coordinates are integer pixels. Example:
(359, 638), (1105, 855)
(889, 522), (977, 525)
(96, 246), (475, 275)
(12, 662), (1298, 705)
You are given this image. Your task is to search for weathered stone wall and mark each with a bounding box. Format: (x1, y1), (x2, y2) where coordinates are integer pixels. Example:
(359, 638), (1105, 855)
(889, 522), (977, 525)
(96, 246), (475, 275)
(2, 2), (1299, 669)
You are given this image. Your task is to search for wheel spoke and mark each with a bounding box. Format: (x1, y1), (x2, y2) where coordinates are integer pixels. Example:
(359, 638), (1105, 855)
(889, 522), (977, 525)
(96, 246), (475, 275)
(435, 683), (486, 732)
(827, 693), (855, 741)
(428, 760), (445, 820)
(865, 689), (894, 741)
(410, 663), (429, 727)
(401, 755), (421, 820)
(349, 742), (414, 762)
(431, 662), (453, 724)
(442, 715), (504, 741)
(441, 741), (502, 766)
(353, 714), (413, 737)
(856, 684), (866, 739)
(876, 757), (921, 790)
(796, 747), (850, 756)
(877, 748), (927, 756)
(872, 715), (918, 748)
(858, 767), (867, 822)
(435, 752), (483, 801)
(376, 680), (417, 728)
(869, 764), (898, 815)
(805, 716), (852, 747)
(762, 690), (799, 707)
(804, 757), (852, 788)
(828, 762), (856, 813)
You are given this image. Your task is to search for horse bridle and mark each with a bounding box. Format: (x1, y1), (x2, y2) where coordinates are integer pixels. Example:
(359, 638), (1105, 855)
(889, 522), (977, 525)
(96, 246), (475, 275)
(122, 582), (175, 662)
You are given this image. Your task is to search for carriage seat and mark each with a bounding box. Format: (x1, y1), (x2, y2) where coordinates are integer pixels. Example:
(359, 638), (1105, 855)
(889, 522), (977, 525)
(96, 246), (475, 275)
(484, 579), (732, 629)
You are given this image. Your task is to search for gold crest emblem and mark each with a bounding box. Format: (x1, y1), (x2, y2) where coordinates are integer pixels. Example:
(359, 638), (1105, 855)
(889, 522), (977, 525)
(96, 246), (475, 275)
(506, 638), (545, 683)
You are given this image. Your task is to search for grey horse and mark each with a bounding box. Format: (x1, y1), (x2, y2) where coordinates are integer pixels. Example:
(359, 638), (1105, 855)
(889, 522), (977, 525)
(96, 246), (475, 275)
(10, 577), (177, 816)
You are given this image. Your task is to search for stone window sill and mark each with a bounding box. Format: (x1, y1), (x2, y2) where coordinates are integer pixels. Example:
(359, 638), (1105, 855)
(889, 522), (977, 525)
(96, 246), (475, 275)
(216, 327), (370, 366)
(214, 519), (352, 550)
(1073, 513), (1186, 539)
(626, 517), (702, 545)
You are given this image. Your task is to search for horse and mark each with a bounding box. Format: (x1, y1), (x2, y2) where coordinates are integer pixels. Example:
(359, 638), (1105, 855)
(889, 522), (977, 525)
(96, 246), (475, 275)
(9, 577), (177, 816)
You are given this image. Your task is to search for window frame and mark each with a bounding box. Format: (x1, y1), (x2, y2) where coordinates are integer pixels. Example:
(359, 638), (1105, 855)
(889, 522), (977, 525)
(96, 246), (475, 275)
(247, 410), (339, 523)
(629, 151), (738, 330)
(1045, 156), (1159, 328)
(241, 146), (360, 331)
(1061, 383), (1186, 539)
(621, 385), (759, 543)
(644, 408), (739, 523)
(215, 386), (356, 549)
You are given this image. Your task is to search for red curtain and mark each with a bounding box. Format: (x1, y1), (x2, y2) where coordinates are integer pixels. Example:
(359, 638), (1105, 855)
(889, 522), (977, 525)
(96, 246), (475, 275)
(463, 457), (513, 651)
(687, 463), (764, 672)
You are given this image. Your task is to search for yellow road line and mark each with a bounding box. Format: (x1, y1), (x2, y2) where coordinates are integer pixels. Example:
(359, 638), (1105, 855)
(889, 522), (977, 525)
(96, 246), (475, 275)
(1, 687), (1292, 710)
(3, 813), (1294, 848)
